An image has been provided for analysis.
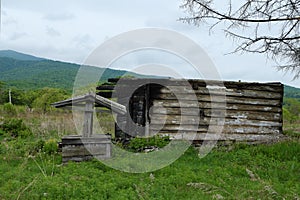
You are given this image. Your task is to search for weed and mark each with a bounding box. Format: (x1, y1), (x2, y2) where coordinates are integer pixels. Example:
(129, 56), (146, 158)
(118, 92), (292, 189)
(42, 139), (58, 155)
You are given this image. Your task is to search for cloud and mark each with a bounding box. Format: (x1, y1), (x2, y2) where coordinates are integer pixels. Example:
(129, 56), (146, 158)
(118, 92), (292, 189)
(44, 13), (75, 21)
(46, 27), (61, 37)
(9, 32), (27, 40)
(2, 18), (18, 25)
(73, 34), (94, 50)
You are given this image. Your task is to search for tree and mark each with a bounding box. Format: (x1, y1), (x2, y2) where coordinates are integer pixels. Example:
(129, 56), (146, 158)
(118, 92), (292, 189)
(180, 0), (300, 79)
(32, 88), (69, 113)
(284, 98), (300, 116)
(0, 81), (5, 104)
(0, 86), (25, 105)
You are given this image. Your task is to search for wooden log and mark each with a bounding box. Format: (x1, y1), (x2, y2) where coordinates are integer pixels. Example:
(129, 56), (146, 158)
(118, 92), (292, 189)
(149, 124), (281, 134)
(95, 95), (127, 115)
(155, 94), (281, 106)
(150, 115), (282, 127)
(168, 132), (283, 141)
(107, 78), (283, 92)
(152, 101), (282, 112)
(222, 82), (283, 93)
(157, 86), (282, 99)
(150, 108), (281, 121)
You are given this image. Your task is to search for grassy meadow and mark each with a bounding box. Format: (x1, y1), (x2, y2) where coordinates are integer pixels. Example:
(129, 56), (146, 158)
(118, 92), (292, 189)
(0, 105), (299, 200)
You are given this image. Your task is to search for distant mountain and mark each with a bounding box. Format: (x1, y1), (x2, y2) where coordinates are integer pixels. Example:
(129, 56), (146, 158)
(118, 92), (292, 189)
(0, 50), (45, 61)
(284, 85), (300, 100)
(1, 50), (299, 96)
(0, 50), (155, 91)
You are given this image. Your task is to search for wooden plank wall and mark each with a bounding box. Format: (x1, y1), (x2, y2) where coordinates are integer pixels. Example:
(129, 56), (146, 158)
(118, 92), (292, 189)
(97, 79), (284, 141)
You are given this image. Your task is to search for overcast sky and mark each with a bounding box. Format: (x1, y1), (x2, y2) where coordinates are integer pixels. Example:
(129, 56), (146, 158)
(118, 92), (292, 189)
(0, 0), (299, 88)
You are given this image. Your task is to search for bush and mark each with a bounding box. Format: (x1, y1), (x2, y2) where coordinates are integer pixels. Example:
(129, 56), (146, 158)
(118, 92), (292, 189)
(0, 118), (32, 138)
(2, 103), (17, 116)
(125, 135), (170, 152)
(26, 139), (46, 155)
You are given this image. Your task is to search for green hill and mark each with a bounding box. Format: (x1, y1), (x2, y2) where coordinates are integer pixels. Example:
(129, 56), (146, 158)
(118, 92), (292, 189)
(0, 51), (151, 91)
(284, 85), (300, 100)
(0, 50), (45, 61)
(1, 50), (300, 96)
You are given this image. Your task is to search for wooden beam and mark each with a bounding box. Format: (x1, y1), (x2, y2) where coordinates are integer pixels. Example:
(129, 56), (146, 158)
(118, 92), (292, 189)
(82, 101), (94, 137)
(95, 95), (126, 115)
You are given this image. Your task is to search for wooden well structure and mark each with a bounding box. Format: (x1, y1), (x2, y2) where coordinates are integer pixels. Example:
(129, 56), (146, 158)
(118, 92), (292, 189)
(97, 78), (284, 143)
(52, 93), (126, 162)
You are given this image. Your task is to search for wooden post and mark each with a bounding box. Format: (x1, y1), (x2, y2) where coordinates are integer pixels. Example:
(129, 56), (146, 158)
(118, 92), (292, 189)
(83, 100), (94, 137)
(9, 89), (12, 104)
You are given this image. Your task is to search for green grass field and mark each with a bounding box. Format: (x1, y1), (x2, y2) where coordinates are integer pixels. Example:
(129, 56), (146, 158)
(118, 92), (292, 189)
(0, 110), (299, 200)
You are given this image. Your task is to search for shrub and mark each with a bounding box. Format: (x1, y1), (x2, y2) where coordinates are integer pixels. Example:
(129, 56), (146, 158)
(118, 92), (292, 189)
(27, 139), (46, 155)
(126, 135), (170, 152)
(0, 129), (5, 136)
(2, 103), (17, 116)
(0, 143), (6, 154)
(0, 118), (32, 138)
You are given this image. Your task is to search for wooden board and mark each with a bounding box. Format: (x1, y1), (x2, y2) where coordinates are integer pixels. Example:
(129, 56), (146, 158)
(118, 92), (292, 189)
(107, 78), (283, 92)
(150, 109), (281, 121)
(149, 114), (282, 125)
(154, 94), (281, 106)
(156, 86), (282, 99)
(169, 133), (283, 141)
(150, 125), (281, 135)
(152, 101), (282, 112)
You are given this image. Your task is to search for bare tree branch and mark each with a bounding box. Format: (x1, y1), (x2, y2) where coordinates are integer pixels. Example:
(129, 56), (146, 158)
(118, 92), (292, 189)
(180, 0), (300, 79)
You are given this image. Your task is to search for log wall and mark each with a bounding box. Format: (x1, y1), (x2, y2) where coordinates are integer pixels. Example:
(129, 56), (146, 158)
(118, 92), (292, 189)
(97, 79), (284, 142)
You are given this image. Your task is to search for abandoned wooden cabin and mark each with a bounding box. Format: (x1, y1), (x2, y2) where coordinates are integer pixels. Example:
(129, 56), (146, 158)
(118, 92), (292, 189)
(97, 78), (284, 143)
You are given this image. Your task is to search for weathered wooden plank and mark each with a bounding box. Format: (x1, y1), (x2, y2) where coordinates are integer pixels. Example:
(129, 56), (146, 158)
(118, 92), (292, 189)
(108, 78), (283, 92)
(113, 85), (283, 100)
(168, 133), (283, 141)
(150, 124), (208, 132)
(203, 110), (281, 121)
(189, 80), (283, 92)
(150, 124), (281, 134)
(52, 94), (90, 108)
(151, 106), (281, 121)
(222, 82), (283, 93)
(157, 86), (282, 99)
(152, 101), (282, 112)
(62, 144), (107, 157)
(62, 135), (112, 145)
(155, 94), (281, 106)
(150, 115), (202, 125)
(150, 115), (282, 127)
(95, 95), (127, 115)
(82, 101), (94, 137)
